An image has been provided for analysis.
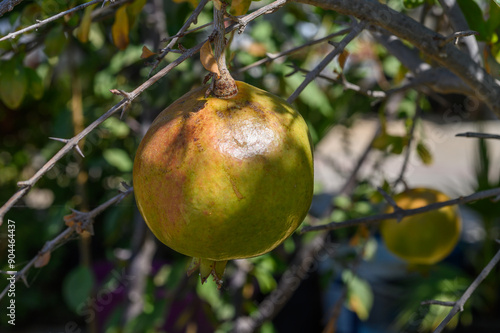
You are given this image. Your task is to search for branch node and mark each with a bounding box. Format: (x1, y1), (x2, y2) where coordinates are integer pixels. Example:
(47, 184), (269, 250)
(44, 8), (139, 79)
(438, 30), (479, 48)
(16, 180), (31, 188)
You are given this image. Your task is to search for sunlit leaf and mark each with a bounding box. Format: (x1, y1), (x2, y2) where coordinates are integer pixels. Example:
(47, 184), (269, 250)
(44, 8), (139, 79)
(343, 270), (373, 321)
(63, 265), (95, 313)
(172, 0), (199, 7)
(230, 0), (252, 16)
(338, 49), (350, 71)
(76, 4), (96, 43)
(140, 45), (157, 59)
(403, 0), (425, 9)
(103, 148), (133, 172)
(416, 141), (433, 165)
(112, 5), (130, 50)
(200, 40), (220, 75)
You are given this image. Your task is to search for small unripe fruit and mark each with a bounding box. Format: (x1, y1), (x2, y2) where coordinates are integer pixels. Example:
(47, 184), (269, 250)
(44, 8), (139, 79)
(133, 81), (314, 285)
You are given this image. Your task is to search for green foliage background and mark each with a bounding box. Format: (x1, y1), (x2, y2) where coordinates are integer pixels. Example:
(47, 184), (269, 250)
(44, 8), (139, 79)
(1, 0), (500, 332)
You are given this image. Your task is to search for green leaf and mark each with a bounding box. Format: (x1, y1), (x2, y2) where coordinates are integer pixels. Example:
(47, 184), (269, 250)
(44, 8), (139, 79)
(372, 133), (407, 154)
(102, 117), (130, 138)
(103, 148), (133, 172)
(403, 0), (426, 9)
(456, 0), (487, 40)
(44, 25), (68, 57)
(230, 0), (252, 16)
(63, 265), (95, 313)
(416, 141), (433, 165)
(26, 68), (44, 100)
(0, 58), (27, 109)
(76, 4), (96, 43)
(342, 270), (373, 321)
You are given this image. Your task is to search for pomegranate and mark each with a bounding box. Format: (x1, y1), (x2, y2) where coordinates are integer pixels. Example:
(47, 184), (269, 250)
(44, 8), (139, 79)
(133, 81), (314, 285)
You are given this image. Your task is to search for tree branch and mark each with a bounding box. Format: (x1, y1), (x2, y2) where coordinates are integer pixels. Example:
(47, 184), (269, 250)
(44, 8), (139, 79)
(0, 186), (133, 301)
(432, 247), (500, 333)
(456, 132), (500, 140)
(0, 0), (289, 225)
(287, 20), (367, 103)
(235, 27), (351, 74)
(302, 187), (500, 233)
(0, 0), (105, 42)
(437, 0), (481, 64)
(292, 0), (500, 116)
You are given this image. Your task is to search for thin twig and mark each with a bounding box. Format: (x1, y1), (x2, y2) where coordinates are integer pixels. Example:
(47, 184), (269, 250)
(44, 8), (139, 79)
(393, 95), (422, 187)
(287, 20), (367, 104)
(287, 63), (393, 99)
(0, 0), (104, 42)
(0, 40), (203, 224)
(302, 187), (500, 233)
(0, 187), (133, 301)
(432, 247), (500, 333)
(149, 0), (209, 75)
(438, 30), (479, 47)
(421, 300), (455, 307)
(235, 28), (351, 74)
(456, 132), (500, 140)
(1, 0), (289, 225)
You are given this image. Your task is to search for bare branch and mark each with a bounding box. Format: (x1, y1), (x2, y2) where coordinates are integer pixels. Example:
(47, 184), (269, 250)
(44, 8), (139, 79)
(0, 186), (133, 301)
(302, 187), (500, 233)
(0, 0), (297, 225)
(438, 30), (478, 47)
(393, 97), (421, 187)
(0, 0), (23, 17)
(232, 231), (331, 332)
(437, 0), (481, 64)
(0, 40), (203, 224)
(287, 20), (367, 103)
(293, 0), (500, 116)
(235, 28), (352, 74)
(0, 0), (104, 42)
(456, 132), (500, 140)
(432, 247), (500, 332)
(149, 0), (210, 74)
(421, 300), (456, 307)
(286, 64), (387, 98)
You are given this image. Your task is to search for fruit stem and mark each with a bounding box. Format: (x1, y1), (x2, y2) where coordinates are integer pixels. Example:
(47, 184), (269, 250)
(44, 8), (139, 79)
(212, 0), (238, 99)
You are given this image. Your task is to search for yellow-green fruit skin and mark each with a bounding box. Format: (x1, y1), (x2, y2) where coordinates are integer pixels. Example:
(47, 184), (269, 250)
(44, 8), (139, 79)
(380, 188), (462, 265)
(133, 81), (314, 261)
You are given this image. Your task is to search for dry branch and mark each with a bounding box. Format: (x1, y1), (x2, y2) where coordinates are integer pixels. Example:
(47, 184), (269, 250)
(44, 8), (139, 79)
(431, 247), (500, 332)
(0, 186), (133, 301)
(0, 0), (289, 225)
(287, 20), (367, 103)
(302, 187), (500, 233)
(292, 0), (500, 116)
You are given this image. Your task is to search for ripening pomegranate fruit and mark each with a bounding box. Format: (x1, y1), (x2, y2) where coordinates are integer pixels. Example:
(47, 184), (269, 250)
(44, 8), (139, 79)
(133, 81), (314, 286)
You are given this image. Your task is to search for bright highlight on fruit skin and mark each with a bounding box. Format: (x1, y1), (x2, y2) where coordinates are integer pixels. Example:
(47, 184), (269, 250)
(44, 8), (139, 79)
(133, 81), (314, 287)
(380, 188), (462, 266)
